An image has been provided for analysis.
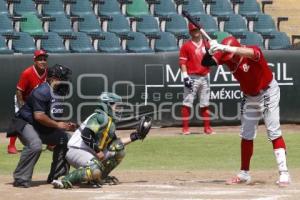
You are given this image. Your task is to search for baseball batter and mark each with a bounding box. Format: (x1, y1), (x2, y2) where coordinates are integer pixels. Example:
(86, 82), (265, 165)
(202, 36), (290, 186)
(179, 22), (214, 135)
(51, 92), (152, 189)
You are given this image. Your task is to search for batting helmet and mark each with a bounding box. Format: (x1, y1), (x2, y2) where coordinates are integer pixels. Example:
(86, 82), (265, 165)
(33, 49), (48, 60)
(221, 36), (241, 61)
(188, 22), (199, 32)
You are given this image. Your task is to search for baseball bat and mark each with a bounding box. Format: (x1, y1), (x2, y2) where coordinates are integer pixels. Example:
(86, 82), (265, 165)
(182, 10), (212, 41)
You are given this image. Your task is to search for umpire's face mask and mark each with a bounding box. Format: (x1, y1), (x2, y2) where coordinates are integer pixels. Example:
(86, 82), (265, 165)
(52, 79), (71, 97)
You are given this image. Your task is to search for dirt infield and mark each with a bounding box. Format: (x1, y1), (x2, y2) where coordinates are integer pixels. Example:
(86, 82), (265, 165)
(1, 125), (300, 200)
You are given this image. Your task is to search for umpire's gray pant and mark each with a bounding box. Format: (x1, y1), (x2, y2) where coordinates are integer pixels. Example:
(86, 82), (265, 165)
(13, 124), (69, 183)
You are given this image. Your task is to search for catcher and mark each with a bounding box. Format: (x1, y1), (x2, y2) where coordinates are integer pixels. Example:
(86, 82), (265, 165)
(52, 92), (152, 189)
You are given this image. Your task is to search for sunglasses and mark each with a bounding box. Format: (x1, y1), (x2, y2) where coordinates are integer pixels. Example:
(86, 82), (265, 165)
(35, 56), (47, 61)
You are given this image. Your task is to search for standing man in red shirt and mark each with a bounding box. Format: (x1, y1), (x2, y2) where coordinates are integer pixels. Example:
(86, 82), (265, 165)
(202, 36), (290, 186)
(7, 50), (48, 154)
(179, 23), (214, 135)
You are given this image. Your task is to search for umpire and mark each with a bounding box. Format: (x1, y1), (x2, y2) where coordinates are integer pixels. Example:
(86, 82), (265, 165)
(10, 64), (76, 188)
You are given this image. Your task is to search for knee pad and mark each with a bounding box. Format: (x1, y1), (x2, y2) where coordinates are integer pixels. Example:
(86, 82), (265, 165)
(108, 139), (125, 162)
(85, 158), (105, 182)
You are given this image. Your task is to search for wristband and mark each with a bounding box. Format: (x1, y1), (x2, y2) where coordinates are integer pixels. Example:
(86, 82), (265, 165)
(224, 45), (238, 53)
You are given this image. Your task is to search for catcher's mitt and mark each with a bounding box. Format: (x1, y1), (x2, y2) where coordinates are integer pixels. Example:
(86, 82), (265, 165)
(136, 116), (152, 140)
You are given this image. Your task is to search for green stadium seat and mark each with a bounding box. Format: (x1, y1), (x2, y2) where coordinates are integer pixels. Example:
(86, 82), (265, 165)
(268, 31), (291, 50)
(253, 14), (276, 36)
(154, 32), (178, 52)
(182, 0), (205, 16)
(12, 32), (36, 54)
(136, 15), (160, 36)
(165, 14), (189, 38)
(42, 0), (65, 16)
(223, 14), (247, 36)
(238, 0), (261, 18)
(69, 32), (96, 53)
(0, 14), (14, 35)
(78, 13), (102, 35)
(20, 13), (44, 36)
(213, 31), (231, 43)
(210, 0), (233, 17)
(126, 0), (149, 17)
(153, 0), (177, 17)
(107, 14), (130, 36)
(97, 32), (125, 53)
(41, 32), (69, 53)
(0, 35), (13, 54)
(70, 0), (94, 16)
(49, 13), (73, 35)
(126, 32), (153, 53)
(240, 31), (264, 49)
(98, 0), (121, 17)
(13, 0), (37, 16)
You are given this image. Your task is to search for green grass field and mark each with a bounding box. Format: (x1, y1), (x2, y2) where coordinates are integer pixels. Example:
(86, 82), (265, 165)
(1, 132), (300, 175)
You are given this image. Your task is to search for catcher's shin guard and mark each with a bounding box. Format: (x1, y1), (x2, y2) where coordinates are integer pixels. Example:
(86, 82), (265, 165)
(102, 149), (125, 179)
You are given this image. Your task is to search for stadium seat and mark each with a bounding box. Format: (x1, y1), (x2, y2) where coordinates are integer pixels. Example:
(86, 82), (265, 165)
(69, 32), (96, 53)
(78, 13), (102, 35)
(223, 14), (247, 36)
(136, 15), (160, 36)
(20, 13), (44, 36)
(98, 0), (121, 17)
(253, 14), (276, 36)
(182, 0), (205, 16)
(0, 35), (13, 54)
(213, 31), (231, 43)
(12, 32), (36, 54)
(191, 14), (218, 35)
(240, 31), (264, 49)
(268, 31), (291, 50)
(0, 14), (14, 35)
(126, 0), (149, 17)
(42, 0), (65, 16)
(238, 0), (261, 18)
(126, 31), (153, 53)
(97, 32), (125, 53)
(70, 0), (94, 16)
(165, 14), (189, 38)
(154, 32), (178, 52)
(153, 0), (177, 17)
(210, 0), (233, 17)
(48, 13), (73, 35)
(107, 14), (131, 36)
(40, 32), (69, 53)
(0, 1), (8, 15)
(13, 0), (37, 16)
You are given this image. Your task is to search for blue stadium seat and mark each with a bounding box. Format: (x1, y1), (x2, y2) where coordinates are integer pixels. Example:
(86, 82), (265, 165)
(48, 13), (73, 35)
(0, 14), (14, 35)
(107, 14), (131, 36)
(191, 14), (218, 35)
(98, 0), (121, 17)
(70, 0), (94, 16)
(97, 32), (125, 53)
(12, 32), (36, 54)
(253, 14), (276, 36)
(240, 31), (264, 49)
(42, 0), (65, 16)
(238, 0), (261, 18)
(78, 13), (102, 35)
(136, 15), (160, 36)
(182, 0), (205, 16)
(210, 0), (233, 17)
(69, 32), (96, 53)
(41, 32), (69, 53)
(0, 35), (13, 54)
(0, 1), (9, 15)
(165, 14), (189, 38)
(126, 32), (153, 53)
(153, 0), (177, 17)
(13, 0), (37, 16)
(154, 32), (178, 52)
(268, 31), (291, 50)
(223, 14), (247, 36)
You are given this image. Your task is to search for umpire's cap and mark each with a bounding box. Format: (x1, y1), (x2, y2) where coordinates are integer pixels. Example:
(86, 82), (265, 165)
(47, 64), (72, 81)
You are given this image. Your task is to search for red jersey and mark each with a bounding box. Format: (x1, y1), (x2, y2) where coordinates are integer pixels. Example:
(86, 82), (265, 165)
(17, 65), (47, 101)
(213, 46), (273, 96)
(179, 40), (210, 76)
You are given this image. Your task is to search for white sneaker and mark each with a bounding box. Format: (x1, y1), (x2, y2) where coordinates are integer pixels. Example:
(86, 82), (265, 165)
(226, 171), (251, 185)
(51, 180), (65, 189)
(276, 172), (291, 187)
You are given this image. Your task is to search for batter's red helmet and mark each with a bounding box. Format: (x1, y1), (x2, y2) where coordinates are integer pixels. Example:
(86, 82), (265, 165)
(188, 22), (199, 32)
(221, 36), (241, 61)
(34, 49), (48, 60)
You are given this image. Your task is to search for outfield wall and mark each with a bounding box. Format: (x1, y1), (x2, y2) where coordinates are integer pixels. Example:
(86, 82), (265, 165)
(0, 51), (299, 130)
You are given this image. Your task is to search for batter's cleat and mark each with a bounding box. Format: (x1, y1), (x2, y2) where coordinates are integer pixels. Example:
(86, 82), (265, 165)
(7, 145), (18, 154)
(226, 171), (251, 185)
(182, 128), (190, 135)
(276, 172), (291, 187)
(204, 127), (215, 135)
(51, 180), (72, 189)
